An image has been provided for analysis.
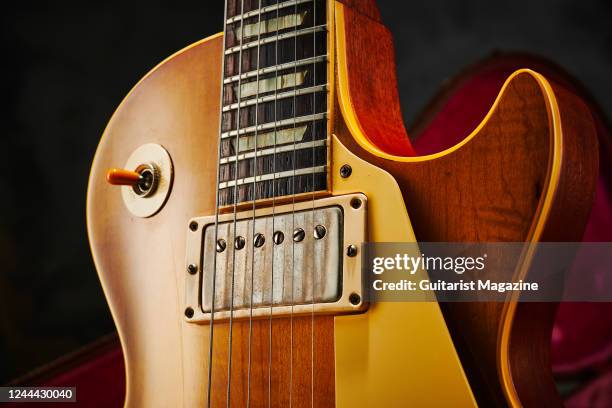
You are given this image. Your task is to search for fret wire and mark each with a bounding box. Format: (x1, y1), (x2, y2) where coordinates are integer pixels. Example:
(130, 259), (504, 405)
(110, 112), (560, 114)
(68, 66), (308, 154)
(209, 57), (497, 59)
(218, 144), (326, 183)
(219, 166), (326, 188)
(223, 55), (327, 84)
(225, 24), (327, 55)
(219, 140), (326, 164)
(221, 112), (327, 138)
(218, 173), (327, 204)
(226, 0), (313, 24)
(223, 84), (328, 111)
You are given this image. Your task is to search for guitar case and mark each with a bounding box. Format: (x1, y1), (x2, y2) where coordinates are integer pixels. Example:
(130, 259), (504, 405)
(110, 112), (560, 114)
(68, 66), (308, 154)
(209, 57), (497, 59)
(410, 52), (612, 407)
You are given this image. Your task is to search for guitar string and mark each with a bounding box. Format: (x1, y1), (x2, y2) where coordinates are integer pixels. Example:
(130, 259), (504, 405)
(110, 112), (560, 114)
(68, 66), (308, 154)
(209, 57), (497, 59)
(310, 1), (318, 406)
(290, 0), (300, 404)
(246, 1), (265, 406)
(226, 0), (247, 405)
(206, 0), (232, 405)
(268, 0), (282, 406)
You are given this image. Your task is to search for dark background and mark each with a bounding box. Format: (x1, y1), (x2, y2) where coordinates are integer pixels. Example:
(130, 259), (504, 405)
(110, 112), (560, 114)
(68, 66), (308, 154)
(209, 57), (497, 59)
(1, 0), (611, 383)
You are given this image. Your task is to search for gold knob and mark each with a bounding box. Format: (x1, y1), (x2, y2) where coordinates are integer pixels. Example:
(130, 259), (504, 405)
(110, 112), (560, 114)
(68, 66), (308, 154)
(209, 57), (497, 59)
(106, 168), (142, 186)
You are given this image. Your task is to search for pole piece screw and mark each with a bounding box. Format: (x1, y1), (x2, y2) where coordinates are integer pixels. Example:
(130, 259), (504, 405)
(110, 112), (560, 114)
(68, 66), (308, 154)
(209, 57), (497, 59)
(216, 238), (227, 253)
(235, 236), (246, 250)
(254, 233), (266, 248)
(273, 231), (285, 245)
(293, 228), (306, 242)
(314, 225), (327, 240)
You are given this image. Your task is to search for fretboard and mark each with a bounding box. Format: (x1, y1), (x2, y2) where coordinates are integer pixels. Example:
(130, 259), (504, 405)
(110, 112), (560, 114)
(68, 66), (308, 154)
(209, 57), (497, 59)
(219, 0), (329, 206)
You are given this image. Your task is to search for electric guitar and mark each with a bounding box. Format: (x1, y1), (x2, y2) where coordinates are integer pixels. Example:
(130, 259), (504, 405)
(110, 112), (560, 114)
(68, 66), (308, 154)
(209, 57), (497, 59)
(87, 1), (598, 406)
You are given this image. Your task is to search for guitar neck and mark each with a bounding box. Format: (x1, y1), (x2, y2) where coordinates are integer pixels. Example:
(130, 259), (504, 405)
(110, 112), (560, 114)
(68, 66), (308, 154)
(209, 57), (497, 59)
(218, 0), (330, 207)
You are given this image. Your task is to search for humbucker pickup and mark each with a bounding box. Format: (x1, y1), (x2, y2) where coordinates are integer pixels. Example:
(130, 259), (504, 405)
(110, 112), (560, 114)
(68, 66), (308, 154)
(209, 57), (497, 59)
(184, 194), (367, 322)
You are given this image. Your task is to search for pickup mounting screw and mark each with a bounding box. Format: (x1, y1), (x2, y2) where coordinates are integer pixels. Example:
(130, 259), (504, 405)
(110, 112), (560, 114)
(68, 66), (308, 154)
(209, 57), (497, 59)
(235, 236), (246, 250)
(273, 231), (285, 245)
(340, 164), (352, 178)
(216, 239), (227, 253)
(189, 221), (198, 231)
(347, 245), (358, 257)
(254, 233), (265, 248)
(349, 293), (361, 305)
(185, 307), (194, 318)
(187, 264), (198, 275)
(314, 225), (327, 240)
(293, 228), (305, 242)
(350, 198), (362, 209)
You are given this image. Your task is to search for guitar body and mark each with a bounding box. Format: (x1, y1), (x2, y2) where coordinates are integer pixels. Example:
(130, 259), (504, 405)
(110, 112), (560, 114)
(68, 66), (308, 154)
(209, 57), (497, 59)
(87, 1), (598, 407)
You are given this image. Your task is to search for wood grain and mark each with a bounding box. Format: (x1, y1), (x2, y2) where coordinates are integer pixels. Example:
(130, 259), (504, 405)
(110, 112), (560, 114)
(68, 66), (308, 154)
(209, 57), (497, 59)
(336, 0), (381, 21)
(341, 6), (415, 156)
